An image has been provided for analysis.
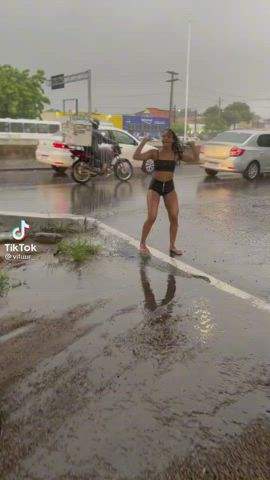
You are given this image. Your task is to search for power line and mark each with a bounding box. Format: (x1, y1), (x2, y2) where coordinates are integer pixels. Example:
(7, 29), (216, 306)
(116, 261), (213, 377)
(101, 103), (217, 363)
(190, 85), (249, 100)
(94, 86), (268, 102)
(189, 83), (270, 102)
(97, 92), (166, 99)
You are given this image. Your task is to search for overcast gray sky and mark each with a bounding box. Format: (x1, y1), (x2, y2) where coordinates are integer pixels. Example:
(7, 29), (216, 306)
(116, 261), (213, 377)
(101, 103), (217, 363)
(1, 0), (270, 117)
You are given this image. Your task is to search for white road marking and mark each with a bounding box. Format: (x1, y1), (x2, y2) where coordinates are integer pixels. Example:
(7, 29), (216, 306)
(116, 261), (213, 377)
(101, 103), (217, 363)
(1, 211), (269, 314)
(92, 218), (270, 314)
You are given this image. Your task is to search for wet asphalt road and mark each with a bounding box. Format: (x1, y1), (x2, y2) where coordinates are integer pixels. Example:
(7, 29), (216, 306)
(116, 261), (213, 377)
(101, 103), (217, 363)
(1, 237), (270, 479)
(0, 164), (269, 300)
(1, 164), (270, 478)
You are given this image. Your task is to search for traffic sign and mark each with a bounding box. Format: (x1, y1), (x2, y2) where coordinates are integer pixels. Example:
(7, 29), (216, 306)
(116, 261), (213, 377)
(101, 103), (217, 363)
(51, 74), (65, 90)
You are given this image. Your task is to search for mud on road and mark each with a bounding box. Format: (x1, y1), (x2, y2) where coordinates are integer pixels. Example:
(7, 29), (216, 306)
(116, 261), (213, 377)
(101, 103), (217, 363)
(0, 234), (270, 479)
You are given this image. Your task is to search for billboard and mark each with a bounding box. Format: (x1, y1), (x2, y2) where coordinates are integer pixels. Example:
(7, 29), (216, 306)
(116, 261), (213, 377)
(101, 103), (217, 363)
(92, 114), (123, 129)
(123, 115), (169, 138)
(46, 112), (123, 129)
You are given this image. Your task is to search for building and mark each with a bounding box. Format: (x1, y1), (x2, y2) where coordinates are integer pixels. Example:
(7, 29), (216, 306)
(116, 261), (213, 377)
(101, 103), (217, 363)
(42, 110), (169, 138)
(135, 108), (169, 118)
(123, 115), (169, 138)
(42, 111), (123, 129)
(134, 108), (204, 134)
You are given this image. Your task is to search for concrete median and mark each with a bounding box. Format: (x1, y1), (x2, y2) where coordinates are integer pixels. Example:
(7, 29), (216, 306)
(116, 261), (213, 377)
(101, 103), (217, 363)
(0, 144), (37, 161)
(0, 212), (92, 234)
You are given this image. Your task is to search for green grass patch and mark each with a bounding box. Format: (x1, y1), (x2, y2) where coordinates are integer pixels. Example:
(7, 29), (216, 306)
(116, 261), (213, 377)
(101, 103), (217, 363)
(0, 271), (9, 296)
(57, 239), (101, 263)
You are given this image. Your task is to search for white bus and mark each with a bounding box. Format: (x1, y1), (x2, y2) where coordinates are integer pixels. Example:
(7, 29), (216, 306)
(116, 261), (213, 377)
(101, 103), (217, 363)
(0, 118), (61, 141)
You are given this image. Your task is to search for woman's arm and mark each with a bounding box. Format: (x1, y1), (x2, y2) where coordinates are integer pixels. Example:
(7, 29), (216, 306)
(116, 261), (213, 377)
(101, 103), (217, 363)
(181, 141), (199, 163)
(133, 137), (157, 161)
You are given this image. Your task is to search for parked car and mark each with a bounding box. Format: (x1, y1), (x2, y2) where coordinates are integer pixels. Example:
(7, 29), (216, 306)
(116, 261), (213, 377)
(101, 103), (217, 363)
(200, 130), (270, 180)
(178, 135), (199, 146)
(36, 127), (156, 174)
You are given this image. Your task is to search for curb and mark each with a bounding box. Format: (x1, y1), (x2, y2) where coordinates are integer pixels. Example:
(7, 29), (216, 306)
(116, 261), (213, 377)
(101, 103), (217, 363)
(0, 211), (97, 234)
(0, 167), (51, 172)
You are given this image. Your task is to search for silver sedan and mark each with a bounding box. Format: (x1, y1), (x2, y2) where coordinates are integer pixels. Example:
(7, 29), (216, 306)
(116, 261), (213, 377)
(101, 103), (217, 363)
(200, 130), (270, 180)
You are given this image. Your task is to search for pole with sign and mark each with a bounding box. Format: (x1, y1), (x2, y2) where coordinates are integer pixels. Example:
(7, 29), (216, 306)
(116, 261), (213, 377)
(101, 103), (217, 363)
(51, 74), (65, 90)
(48, 71), (92, 116)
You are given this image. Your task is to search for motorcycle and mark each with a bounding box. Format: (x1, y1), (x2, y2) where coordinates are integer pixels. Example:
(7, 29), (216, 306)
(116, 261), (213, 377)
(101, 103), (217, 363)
(70, 141), (133, 184)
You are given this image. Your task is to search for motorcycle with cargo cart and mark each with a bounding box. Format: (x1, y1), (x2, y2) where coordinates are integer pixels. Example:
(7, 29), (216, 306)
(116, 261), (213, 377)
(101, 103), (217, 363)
(63, 119), (133, 184)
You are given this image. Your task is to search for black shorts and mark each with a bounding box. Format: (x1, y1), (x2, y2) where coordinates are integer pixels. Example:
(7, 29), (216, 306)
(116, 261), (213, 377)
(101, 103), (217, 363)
(149, 178), (175, 196)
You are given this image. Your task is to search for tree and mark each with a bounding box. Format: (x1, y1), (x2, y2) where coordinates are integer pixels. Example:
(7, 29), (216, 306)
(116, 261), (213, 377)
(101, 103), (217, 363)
(223, 102), (252, 128)
(223, 108), (240, 128)
(203, 105), (226, 133)
(171, 123), (192, 136)
(171, 122), (189, 135)
(251, 113), (262, 128)
(0, 65), (50, 118)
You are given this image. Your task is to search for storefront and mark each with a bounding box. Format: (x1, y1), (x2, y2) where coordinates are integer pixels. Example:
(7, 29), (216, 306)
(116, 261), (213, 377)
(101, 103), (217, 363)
(123, 116), (169, 139)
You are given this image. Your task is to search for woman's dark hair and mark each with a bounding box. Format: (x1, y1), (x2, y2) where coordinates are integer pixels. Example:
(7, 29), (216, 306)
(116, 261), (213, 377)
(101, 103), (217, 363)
(163, 129), (184, 162)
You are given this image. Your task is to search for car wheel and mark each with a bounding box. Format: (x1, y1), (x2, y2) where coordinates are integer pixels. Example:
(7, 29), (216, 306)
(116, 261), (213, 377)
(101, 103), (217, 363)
(52, 166), (68, 174)
(205, 168), (218, 177)
(243, 161), (260, 181)
(142, 158), (155, 174)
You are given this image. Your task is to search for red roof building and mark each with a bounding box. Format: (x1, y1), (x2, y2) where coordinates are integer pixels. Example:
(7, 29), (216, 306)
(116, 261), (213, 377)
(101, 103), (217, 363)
(135, 108), (169, 118)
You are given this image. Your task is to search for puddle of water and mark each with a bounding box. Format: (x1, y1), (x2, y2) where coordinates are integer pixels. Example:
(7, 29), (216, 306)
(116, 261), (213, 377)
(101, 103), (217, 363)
(2, 247), (270, 479)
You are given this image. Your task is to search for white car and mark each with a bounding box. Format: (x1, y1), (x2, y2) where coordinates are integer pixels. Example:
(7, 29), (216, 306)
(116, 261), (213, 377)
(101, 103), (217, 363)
(178, 135), (199, 145)
(36, 127), (156, 174)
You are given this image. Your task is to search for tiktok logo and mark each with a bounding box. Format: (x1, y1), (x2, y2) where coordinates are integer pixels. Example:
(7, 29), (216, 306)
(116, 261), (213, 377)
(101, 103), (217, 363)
(12, 220), (30, 241)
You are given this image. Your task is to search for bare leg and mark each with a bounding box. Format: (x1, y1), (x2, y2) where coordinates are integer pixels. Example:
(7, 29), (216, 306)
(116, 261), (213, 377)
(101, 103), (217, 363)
(140, 190), (160, 254)
(164, 190), (183, 255)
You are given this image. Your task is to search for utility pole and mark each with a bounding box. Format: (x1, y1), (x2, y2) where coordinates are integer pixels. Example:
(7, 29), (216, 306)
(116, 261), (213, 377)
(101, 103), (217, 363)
(166, 71), (179, 127)
(218, 96), (222, 119)
(173, 104), (177, 123)
(184, 22), (192, 140)
(87, 69), (92, 117)
(194, 109), (197, 134)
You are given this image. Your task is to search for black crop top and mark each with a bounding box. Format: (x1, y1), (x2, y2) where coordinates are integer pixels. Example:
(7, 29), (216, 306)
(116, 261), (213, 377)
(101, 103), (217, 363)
(154, 150), (176, 172)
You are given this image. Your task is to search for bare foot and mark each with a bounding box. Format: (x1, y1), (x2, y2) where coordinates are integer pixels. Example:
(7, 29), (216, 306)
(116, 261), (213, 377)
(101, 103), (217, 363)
(140, 244), (151, 255)
(170, 247), (184, 256)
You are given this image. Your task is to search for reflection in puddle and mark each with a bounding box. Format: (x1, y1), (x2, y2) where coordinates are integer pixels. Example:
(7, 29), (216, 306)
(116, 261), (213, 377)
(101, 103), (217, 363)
(113, 260), (189, 363)
(113, 261), (216, 365)
(140, 259), (176, 322)
(192, 298), (215, 344)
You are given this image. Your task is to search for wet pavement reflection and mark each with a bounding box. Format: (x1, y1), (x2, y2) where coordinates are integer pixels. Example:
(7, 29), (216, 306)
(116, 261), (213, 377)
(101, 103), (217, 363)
(1, 238), (270, 479)
(139, 259), (179, 356)
(0, 166), (269, 300)
(197, 174), (270, 199)
(70, 180), (134, 215)
(1, 166), (270, 216)
(140, 258), (176, 321)
(195, 175), (270, 242)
